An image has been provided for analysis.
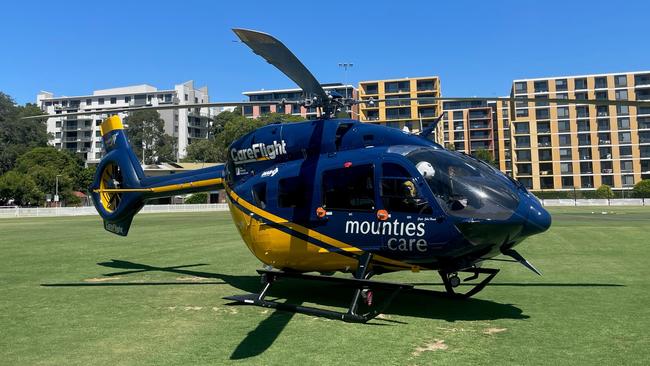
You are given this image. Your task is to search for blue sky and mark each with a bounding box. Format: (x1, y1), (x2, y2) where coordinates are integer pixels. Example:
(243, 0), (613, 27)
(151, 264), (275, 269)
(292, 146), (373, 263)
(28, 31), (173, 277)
(2, 0), (649, 104)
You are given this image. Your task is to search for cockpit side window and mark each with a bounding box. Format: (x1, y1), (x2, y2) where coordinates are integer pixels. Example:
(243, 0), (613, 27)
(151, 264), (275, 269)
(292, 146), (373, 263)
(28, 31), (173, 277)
(380, 163), (432, 214)
(322, 164), (375, 211)
(406, 148), (519, 220)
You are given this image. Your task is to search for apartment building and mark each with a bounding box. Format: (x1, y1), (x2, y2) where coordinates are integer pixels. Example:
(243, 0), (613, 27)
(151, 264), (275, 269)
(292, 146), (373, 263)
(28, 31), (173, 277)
(242, 84), (356, 119)
(357, 77), (443, 143)
(504, 71), (650, 191)
(37, 80), (211, 164)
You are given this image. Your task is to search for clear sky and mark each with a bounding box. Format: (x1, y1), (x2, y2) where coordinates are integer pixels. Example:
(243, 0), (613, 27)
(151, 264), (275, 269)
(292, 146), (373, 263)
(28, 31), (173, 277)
(2, 0), (649, 105)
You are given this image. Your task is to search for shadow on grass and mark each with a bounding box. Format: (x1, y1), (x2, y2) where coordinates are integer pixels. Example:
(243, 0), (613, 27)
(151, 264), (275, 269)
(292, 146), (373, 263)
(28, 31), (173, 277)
(41, 259), (621, 360)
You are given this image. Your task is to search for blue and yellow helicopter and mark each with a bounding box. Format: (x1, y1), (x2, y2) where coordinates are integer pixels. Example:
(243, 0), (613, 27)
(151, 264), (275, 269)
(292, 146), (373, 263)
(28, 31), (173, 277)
(38, 29), (648, 322)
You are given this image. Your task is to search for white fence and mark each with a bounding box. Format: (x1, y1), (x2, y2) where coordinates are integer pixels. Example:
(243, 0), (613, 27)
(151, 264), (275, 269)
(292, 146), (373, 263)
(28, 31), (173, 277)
(0, 204), (229, 219)
(1, 199), (648, 218)
(540, 198), (648, 206)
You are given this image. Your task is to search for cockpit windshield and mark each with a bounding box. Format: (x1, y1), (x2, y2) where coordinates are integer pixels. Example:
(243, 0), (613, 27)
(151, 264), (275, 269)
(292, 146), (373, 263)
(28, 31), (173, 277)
(396, 146), (520, 220)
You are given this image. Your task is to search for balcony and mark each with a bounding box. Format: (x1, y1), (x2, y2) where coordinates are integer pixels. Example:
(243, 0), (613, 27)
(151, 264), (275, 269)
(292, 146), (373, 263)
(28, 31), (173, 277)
(416, 81), (436, 92)
(635, 73), (650, 86)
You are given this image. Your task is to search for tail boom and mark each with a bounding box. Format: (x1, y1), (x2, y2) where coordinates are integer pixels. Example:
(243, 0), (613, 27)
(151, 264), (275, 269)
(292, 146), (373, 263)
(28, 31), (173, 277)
(90, 116), (224, 236)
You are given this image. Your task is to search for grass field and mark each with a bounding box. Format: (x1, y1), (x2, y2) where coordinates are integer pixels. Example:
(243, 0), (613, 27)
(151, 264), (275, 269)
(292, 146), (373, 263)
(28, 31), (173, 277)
(1, 207), (649, 365)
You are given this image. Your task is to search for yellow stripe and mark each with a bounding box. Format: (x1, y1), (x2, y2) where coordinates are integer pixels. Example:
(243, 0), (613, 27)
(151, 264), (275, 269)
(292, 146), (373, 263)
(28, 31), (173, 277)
(93, 178), (223, 194)
(225, 186), (412, 269)
(99, 115), (124, 136)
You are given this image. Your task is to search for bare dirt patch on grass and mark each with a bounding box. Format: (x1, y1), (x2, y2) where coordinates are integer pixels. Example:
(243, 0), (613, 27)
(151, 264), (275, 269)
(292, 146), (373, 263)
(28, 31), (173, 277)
(412, 340), (448, 356)
(483, 327), (507, 335)
(84, 277), (122, 282)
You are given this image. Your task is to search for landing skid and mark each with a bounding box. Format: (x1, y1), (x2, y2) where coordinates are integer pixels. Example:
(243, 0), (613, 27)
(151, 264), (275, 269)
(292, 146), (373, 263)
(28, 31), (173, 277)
(225, 256), (500, 323)
(224, 269), (412, 323)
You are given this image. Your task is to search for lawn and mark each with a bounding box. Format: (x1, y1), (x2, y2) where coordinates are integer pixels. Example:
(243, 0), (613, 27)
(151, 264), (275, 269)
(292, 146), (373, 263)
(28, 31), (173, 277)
(1, 207), (649, 365)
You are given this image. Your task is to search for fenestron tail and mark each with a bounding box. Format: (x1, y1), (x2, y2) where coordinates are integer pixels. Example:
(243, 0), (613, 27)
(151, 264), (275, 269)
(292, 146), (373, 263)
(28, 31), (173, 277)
(90, 116), (225, 236)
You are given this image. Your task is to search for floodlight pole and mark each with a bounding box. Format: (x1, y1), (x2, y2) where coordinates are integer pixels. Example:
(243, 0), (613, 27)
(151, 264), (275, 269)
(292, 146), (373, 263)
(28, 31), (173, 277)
(55, 174), (61, 207)
(338, 62), (354, 100)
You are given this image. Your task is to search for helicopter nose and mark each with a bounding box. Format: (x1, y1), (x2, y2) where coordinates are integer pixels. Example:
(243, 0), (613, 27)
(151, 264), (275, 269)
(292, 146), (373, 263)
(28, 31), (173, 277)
(520, 198), (552, 237)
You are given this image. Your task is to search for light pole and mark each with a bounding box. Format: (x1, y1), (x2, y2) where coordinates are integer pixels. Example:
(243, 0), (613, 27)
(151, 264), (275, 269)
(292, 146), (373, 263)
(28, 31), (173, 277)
(338, 62), (354, 100)
(55, 174), (62, 207)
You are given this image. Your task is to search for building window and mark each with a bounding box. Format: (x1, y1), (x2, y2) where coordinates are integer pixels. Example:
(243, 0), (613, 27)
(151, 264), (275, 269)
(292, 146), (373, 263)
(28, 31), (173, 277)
(619, 132), (632, 144)
(125, 96), (131, 104)
(618, 118), (630, 130)
(514, 82), (527, 94)
(555, 79), (568, 91)
(558, 120), (570, 132)
(574, 91), (588, 100)
(559, 134), (572, 147)
(576, 106), (589, 118)
(55, 132), (61, 138)
(110, 97), (117, 104)
(364, 83), (378, 94)
(516, 150), (531, 161)
(561, 176), (574, 188)
(184, 94), (188, 101)
(85, 99), (91, 105)
(55, 121), (62, 128)
(602, 175), (614, 186)
(535, 108), (551, 119)
(615, 75), (628, 87)
(615, 90), (628, 100)
(622, 175), (635, 186)
(560, 162), (573, 174)
(534, 80), (549, 93)
(260, 106), (271, 115)
(557, 107), (570, 118)
(619, 146), (633, 157)
(98, 98), (104, 105)
(322, 165), (375, 211)
(559, 148), (572, 160)
(597, 105), (609, 117)
(594, 77), (608, 89)
(574, 78), (588, 90)
(515, 136), (530, 148)
(514, 122), (530, 134)
(595, 91), (608, 100)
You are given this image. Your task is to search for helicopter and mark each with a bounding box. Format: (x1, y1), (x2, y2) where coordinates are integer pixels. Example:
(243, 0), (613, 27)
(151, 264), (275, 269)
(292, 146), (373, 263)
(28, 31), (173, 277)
(30, 29), (650, 323)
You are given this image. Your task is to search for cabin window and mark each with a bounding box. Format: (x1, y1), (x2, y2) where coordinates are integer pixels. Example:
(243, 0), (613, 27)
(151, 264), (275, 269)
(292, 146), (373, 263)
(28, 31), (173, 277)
(278, 177), (310, 208)
(251, 183), (267, 208)
(381, 163), (432, 214)
(322, 164), (375, 211)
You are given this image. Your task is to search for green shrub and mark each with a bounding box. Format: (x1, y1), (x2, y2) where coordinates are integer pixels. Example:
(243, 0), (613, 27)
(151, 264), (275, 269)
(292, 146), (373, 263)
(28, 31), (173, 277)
(632, 179), (650, 198)
(185, 193), (208, 204)
(595, 185), (614, 199)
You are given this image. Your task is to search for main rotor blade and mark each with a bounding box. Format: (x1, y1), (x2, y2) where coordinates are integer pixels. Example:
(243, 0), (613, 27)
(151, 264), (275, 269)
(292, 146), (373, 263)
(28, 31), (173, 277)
(359, 96), (650, 108)
(21, 100), (301, 120)
(232, 28), (327, 100)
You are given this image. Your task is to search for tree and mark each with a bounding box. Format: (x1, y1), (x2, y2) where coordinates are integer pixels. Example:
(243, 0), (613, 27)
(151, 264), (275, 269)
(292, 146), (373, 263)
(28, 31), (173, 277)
(0, 171), (44, 206)
(472, 148), (496, 166)
(185, 192), (208, 204)
(595, 184), (614, 199)
(632, 179), (650, 198)
(74, 166), (97, 193)
(0, 93), (49, 174)
(124, 110), (174, 164)
(14, 147), (82, 204)
(257, 112), (305, 124)
(184, 139), (221, 163)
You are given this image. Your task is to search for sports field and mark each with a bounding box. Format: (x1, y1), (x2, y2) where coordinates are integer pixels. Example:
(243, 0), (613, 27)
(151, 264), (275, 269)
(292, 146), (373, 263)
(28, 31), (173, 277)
(1, 207), (649, 365)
